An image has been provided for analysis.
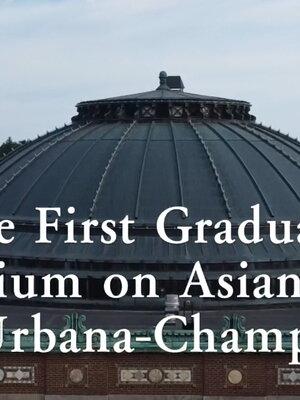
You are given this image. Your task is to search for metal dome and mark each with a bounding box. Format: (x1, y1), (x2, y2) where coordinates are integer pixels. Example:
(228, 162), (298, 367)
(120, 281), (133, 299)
(0, 72), (300, 268)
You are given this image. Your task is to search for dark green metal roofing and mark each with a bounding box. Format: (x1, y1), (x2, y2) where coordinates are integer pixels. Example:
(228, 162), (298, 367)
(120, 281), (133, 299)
(0, 121), (299, 264)
(78, 71), (248, 105)
(79, 88), (247, 103)
(0, 72), (299, 266)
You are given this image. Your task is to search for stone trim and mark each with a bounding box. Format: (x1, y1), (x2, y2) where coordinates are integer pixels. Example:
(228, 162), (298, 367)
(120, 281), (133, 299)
(0, 395), (299, 400)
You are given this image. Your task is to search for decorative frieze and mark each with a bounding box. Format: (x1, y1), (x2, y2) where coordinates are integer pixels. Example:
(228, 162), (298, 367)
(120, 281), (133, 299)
(65, 364), (88, 388)
(0, 366), (35, 384)
(169, 105), (184, 118)
(119, 366), (192, 384)
(141, 105), (155, 118)
(224, 365), (247, 388)
(278, 368), (300, 385)
(74, 100), (255, 123)
(227, 369), (243, 384)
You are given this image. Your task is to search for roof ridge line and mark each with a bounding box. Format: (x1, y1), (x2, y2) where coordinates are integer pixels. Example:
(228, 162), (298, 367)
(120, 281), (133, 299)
(189, 119), (232, 219)
(10, 123), (94, 216)
(222, 122), (300, 206)
(0, 123), (89, 196)
(203, 121), (275, 217)
(234, 122), (300, 170)
(89, 120), (136, 218)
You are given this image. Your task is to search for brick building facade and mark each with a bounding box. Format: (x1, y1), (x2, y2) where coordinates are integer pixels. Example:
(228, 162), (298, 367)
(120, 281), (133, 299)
(0, 353), (299, 399)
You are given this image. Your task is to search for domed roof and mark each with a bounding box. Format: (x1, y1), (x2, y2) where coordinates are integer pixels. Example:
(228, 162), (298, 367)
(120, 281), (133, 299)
(0, 72), (299, 264)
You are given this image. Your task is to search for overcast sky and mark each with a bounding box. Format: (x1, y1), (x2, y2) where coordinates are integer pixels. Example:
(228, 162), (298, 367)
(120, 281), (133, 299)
(0, 0), (299, 141)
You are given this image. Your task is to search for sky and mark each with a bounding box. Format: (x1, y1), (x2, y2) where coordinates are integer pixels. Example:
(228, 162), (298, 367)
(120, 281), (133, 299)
(0, 0), (299, 141)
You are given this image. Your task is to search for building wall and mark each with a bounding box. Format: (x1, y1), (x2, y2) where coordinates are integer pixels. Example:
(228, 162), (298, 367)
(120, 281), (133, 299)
(0, 353), (299, 398)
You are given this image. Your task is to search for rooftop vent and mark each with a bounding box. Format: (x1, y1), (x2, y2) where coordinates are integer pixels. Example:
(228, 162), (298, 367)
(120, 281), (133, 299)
(166, 75), (184, 91)
(157, 71), (184, 91)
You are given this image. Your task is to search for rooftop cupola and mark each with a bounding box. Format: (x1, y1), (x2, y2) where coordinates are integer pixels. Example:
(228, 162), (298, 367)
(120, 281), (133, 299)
(73, 71), (254, 123)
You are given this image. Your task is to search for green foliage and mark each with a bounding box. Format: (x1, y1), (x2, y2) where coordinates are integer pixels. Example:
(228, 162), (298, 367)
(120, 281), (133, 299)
(0, 137), (27, 160)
